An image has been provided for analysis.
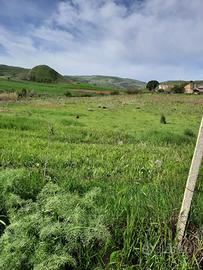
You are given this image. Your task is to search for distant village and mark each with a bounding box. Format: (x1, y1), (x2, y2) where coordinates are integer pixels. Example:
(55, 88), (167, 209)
(158, 81), (203, 94)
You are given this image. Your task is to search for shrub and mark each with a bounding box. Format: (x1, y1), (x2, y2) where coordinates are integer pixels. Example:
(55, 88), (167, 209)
(110, 91), (119, 95)
(126, 88), (139, 95)
(64, 90), (72, 97)
(157, 88), (164, 93)
(0, 183), (110, 270)
(81, 93), (93, 97)
(184, 128), (195, 137)
(160, 114), (167, 124)
(29, 90), (38, 97)
(17, 88), (27, 98)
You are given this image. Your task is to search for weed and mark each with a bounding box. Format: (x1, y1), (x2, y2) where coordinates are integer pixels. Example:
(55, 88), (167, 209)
(184, 128), (195, 137)
(64, 90), (72, 97)
(160, 114), (167, 124)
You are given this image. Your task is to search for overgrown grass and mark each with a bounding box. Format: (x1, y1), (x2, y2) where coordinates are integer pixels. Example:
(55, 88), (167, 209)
(0, 94), (202, 269)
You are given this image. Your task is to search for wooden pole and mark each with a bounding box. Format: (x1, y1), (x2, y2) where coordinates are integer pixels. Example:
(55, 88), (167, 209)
(176, 117), (203, 247)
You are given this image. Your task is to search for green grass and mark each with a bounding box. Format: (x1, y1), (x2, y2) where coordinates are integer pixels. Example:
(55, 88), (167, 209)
(0, 78), (116, 96)
(0, 94), (202, 269)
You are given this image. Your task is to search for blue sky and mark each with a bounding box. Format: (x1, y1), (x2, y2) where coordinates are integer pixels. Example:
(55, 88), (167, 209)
(0, 0), (203, 81)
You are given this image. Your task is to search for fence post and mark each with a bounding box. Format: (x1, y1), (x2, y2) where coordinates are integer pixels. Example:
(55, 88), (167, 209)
(176, 117), (203, 248)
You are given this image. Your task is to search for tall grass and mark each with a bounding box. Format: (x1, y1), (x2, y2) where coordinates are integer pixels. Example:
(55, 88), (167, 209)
(0, 94), (202, 269)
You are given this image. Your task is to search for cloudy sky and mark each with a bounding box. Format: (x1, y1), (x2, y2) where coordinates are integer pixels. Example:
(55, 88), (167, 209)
(0, 0), (203, 81)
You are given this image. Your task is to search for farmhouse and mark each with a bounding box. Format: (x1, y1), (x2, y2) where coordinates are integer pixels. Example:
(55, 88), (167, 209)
(184, 81), (203, 94)
(158, 84), (174, 90)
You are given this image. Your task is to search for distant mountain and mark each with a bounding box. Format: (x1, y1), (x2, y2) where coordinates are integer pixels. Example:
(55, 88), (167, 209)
(65, 75), (146, 90)
(0, 64), (146, 89)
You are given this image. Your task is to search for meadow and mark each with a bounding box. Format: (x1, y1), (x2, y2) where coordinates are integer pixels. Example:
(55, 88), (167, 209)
(0, 78), (114, 97)
(0, 93), (202, 269)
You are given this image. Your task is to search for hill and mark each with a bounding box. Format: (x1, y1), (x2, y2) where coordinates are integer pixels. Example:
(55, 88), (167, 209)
(65, 75), (146, 90)
(27, 65), (63, 83)
(0, 64), (29, 80)
(0, 64), (146, 89)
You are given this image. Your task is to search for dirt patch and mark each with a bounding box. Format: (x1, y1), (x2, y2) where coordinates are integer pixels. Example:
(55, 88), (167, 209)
(0, 108), (12, 113)
(191, 99), (203, 105)
(0, 92), (18, 102)
(73, 89), (112, 95)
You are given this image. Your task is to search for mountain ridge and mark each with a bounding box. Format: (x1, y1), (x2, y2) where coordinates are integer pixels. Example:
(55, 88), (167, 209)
(0, 64), (146, 89)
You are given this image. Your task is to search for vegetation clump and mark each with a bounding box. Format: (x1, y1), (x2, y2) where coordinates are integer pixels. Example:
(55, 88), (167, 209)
(17, 88), (27, 98)
(160, 114), (167, 124)
(64, 90), (72, 97)
(0, 183), (109, 270)
(110, 90), (119, 95)
(157, 88), (165, 93)
(184, 128), (195, 137)
(126, 88), (140, 94)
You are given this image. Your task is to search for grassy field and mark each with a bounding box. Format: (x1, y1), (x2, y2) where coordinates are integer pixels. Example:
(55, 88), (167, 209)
(0, 94), (202, 269)
(0, 78), (116, 96)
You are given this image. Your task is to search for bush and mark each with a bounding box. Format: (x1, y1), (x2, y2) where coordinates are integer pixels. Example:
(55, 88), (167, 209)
(64, 90), (72, 97)
(184, 128), (195, 137)
(160, 114), (167, 124)
(157, 88), (164, 93)
(0, 183), (110, 270)
(126, 88), (139, 95)
(81, 93), (93, 97)
(29, 90), (38, 97)
(17, 88), (27, 98)
(110, 91), (119, 95)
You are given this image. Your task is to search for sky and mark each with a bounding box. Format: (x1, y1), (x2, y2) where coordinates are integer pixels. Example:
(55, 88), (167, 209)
(0, 0), (203, 81)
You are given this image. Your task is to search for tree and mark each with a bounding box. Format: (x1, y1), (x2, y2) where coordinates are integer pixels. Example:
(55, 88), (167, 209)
(146, 80), (159, 91)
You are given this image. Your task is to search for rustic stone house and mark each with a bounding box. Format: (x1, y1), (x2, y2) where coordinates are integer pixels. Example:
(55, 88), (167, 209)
(184, 81), (203, 94)
(158, 84), (174, 91)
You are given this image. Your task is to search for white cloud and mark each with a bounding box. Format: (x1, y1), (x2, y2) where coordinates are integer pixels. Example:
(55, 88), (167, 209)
(0, 0), (203, 81)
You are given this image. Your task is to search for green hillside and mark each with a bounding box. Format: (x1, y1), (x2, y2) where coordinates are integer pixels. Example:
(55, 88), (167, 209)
(0, 64), (146, 90)
(0, 64), (29, 80)
(65, 75), (146, 90)
(27, 65), (63, 83)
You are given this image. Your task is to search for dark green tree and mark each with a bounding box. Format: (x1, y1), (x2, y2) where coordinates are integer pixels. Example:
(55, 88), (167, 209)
(146, 80), (159, 91)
